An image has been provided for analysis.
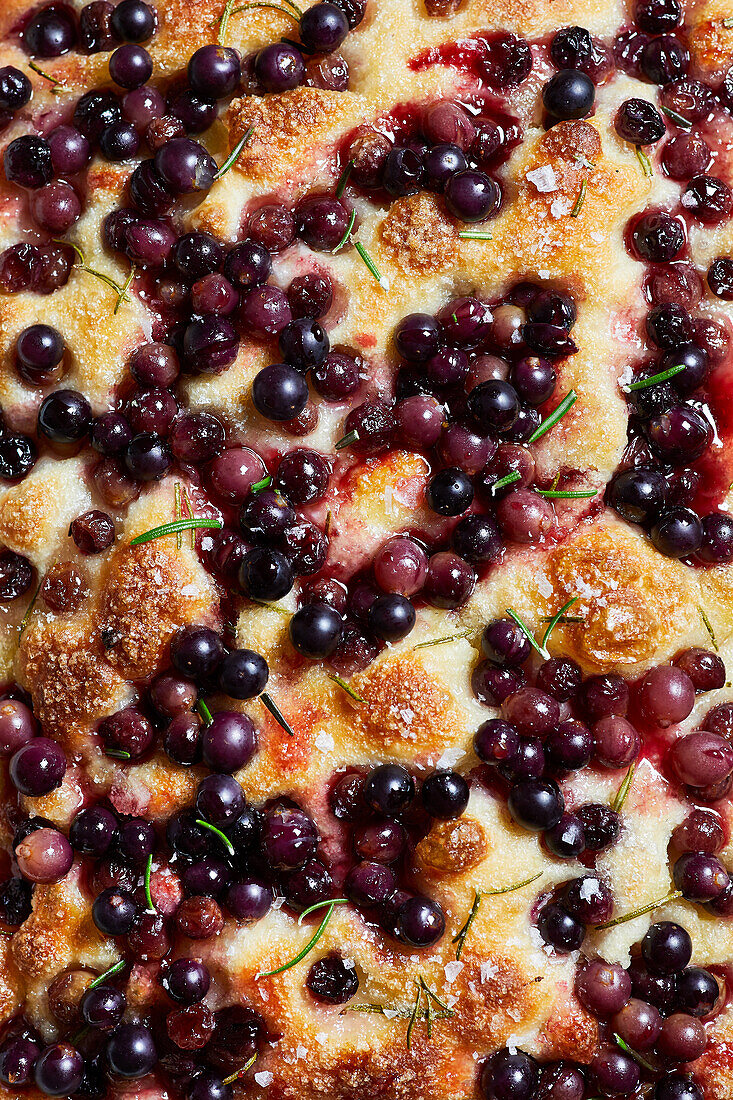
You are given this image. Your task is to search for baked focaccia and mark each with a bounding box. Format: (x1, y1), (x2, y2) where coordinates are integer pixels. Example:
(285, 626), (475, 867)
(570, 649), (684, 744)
(0, 0), (733, 1097)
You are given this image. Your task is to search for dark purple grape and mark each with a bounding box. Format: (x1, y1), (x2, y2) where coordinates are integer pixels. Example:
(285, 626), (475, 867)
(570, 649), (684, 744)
(182, 316), (238, 374)
(631, 211), (685, 262)
(105, 1023), (157, 1078)
(4, 135), (52, 189)
(545, 813), (586, 859)
(188, 44), (240, 98)
(481, 1047), (538, 1100)
(262, 805), (318, 869)
(674, 851), (730, 901)
(654, 1076), (703, 1100)
(279, 318), (329, 370)
(306, 952), (358, 1004)
(543, 69), (595, 119)
(641, 34), (689, 84)
(202, 710), (258, 769)
(81, 985), (125, 1030)
(708, 256), (733, 299)
(420, 770), (469, 819)
(34, 1044), (84, 1095)
(281, 858), (331, 909)
(547, 719), (593, 770)
(289, 602), (342, 657)
(698, 512), (733, 564)
(254, 43), (305, 91)
(109, 43), (152, 87)
(616, 97), (666, 143)
(154, 137), (216, 194)
(612, 997), (662, 1050)
(508, 778), (563, 831)
(70, 806), (118, 855)
(9, 738), (66, 796)
(681, 174), (733, 225)
(537, 903), (585, 952)
(92, 887), (137, 934)
(24, 6), (77, 56)
(300, 2), (349, 52)
(110, 0), (156, 43)
(79, 1), (118, 51)
(397, 895), (444, 946)
(0, 66), (31, 112)
(224, 878), (272, 921)
(675, 966), (719, 1017)
(577, 803), (621, 851)
(651, 506), (702, 558)
(162, 958), (211, 1004)
(252, 363), (308, 422)
(73, 89), (122, 143)
(30, 180), (81, 232)
(642, 920), (692, 974)
(169, 88), (217, 134)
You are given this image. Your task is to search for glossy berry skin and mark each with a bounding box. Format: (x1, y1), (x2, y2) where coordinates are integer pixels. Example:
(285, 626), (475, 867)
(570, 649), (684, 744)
(426, 467), (474, 516)
(616, 98), (666, 143)
(445, 170), (501, 222)
(110, 0), (156, 43)
(676, 966), (719, 1016)
(674, 851), (730, 901)
(654, 1077), (703, 1100)
(9, 738), (66, 796)
(397, 895), (445, 947)
(0, 66), (31, 112)
(188, 45), (241, 98)
(162, 958), (211, 1004)
(543, 70), (595, 119)
(34, 1044), (84, 1096)
(81, 985), (125, 1031)
(537, 903), (585, 952)
(196, 773), (246, 828)
(262, 806), (318, 870)
(307, 952), (358, 1003)
(109, 43), (152, 88)
(4, 136), (53, 189)
(367, 593), (416, 641)
(642, 921), (692, 974)
(300, 3), (349, 52)
(254, 43), (305, 91)
(481, 1048), (538, 1100)
(507, 778), (563, 831)
(202, 712), (257, 772)
(171, 625), (224, 680)
(545, 813), (586, 859)
(218, 649), (269, 701)
(92, 888), (137, 935)
(252, 363), (309, 421)
(105, 1023), (157, 1078)
(289, 602), (343, 657)
(421, 770), (470, 819)
(364, 763), (414, 815)
(154, 137), (216, 194)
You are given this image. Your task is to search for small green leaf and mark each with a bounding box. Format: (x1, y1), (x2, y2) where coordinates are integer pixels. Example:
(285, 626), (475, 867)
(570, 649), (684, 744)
(195, 819), (235, 856)
(488, 470), (521, 494)
(528, 390), (577, 445)
(506, 607), (549, 660)
(259, 900), (339, 977)
(88, 960), (125, 990)
(611, 763), (636, 813)
(570, 179), (587, 217)
(635, 145), (653, 177)
(541, 597), (579, 650)
(626, 364), (686, 391)
(332, 208), (356, 254)
(328, 674), (365, 703)
(214, 124), (255, 180)
(196, 698), (214, 726)
(660, 105), (691, 130)
(412, 629), (472, 650)
(596, 889), (682, 930)
(144, 854), (156, 914)
(260, 692), (294, 736)
(129, 518), (223, 546)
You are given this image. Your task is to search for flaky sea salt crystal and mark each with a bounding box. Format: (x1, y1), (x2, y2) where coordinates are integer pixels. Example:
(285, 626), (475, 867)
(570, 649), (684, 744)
(444, 961), (464, 983)
(314, 730), (335, 752)
(255, 1072), (273, 1086)
(526, 166), (558, 192)
(437, 746), (464, 769)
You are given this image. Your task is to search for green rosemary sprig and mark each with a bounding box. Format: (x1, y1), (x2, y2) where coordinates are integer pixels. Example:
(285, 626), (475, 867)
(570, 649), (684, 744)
(28, 58), (65, 92)
(528, 390), (577, 444)
(260, 692), (294, 736)
(144, 854), (156, 913)
(328, 674), (365, 703)
(58, 241), (133, 307)
(195, 819), (235, 856)
(626, 364), (685, 391)
(453, 872), (543, 959)
(488, 470), (521, 494)
(536, 488), (596, 499)
(635, 145), (653, 177)
(297, 897), (348, 925)
(88, 960), (125, 990)
(541, 596), (579, 650)
(222, 1053), (258, 1085)
(250, 475), (272, 493)
(214, 124), (255, 180)
(113, 264), (136, 315)
(660, 105), (691, 130)
(104, 749), (131, 760)
(354, 241), (386, 288)
(335, 429), (360, 451)
(333, 208), (356, 254)
(259, 899), (345, 977)
(18, 579), (42, 637)
(614, 1034), (658, 1073)
(174, 483), (183, 550)
(413, 629), (472, 650)
(570, 179), (587, 217)
(129, 518), (223, 546)
(596, 889), (682, 930)
(505, 607), (549, 660)
(698, 606), (719, 652)
(611, 763), (636, 813)
(458, 230), (493, 240)
(335, 159), (354, 199)
(196, 698), (214, 726)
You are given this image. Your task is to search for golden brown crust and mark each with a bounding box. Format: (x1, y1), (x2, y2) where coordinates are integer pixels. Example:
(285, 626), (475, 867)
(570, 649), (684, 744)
(380, 193), (459, 274)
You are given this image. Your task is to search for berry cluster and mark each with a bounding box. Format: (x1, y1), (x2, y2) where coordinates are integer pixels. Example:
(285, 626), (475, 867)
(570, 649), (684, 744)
(473, 616), (729, 869)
